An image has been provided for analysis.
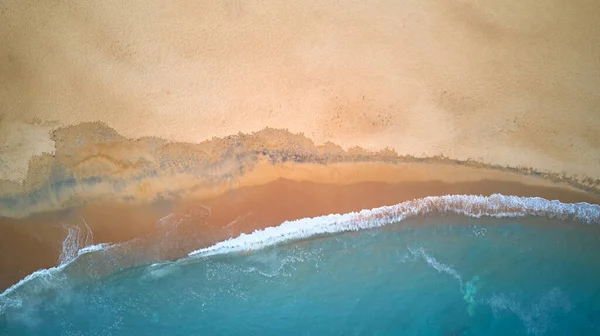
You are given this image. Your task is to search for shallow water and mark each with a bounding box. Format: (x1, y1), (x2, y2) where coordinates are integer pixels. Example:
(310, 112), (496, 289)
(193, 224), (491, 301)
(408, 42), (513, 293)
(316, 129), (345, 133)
(2, 214), (600, 335)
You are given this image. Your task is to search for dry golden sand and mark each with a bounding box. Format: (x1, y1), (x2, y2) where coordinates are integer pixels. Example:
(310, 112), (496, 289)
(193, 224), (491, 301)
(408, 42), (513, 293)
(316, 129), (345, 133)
(1, 1), (600, 290)
(1, 0), (600, 184)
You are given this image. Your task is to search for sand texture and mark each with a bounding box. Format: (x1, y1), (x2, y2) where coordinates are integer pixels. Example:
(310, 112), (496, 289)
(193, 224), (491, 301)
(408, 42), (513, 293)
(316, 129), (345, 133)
(0, 123), (598, 218)
(1, 0), (600, 186)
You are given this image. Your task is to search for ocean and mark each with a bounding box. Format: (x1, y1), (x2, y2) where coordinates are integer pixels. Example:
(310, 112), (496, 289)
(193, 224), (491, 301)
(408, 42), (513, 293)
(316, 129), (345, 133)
(1, 194), (600, 335)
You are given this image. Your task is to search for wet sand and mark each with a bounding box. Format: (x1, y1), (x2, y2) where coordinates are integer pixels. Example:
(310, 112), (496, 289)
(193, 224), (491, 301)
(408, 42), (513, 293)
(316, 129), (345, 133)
(1, 126), (600, 291)
(2, 124), (599, 219)
(2, 174), (599, 291)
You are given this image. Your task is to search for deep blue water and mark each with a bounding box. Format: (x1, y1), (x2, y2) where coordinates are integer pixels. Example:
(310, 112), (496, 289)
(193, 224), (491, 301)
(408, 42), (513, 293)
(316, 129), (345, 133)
(2, 215), (600, 335)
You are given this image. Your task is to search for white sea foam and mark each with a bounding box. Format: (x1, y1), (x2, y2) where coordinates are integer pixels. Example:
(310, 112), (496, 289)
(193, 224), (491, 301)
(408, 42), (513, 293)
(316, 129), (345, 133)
(408, 246), (463, 287)
(486, 288), (572, 335)
(1, 219), (103, 312)
(58, 217), (96, 265)
(2, 193), (599, 316)
(0, 242), (114, 315)
(189, 194), (600, 258)
(59, 226), (81, 265)
(77, 243), (113, 256)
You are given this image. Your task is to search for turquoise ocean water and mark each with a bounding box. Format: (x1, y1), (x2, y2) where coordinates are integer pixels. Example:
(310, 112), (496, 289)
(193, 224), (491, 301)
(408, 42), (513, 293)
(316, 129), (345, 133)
(1, 194), (600, 335)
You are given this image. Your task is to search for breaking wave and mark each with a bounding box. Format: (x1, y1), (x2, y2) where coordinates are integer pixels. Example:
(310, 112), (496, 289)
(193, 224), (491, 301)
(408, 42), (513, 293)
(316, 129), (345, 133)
(1, 193), (599, 317)
(0, 243), (113, 315)
(189, 194), (600, 258)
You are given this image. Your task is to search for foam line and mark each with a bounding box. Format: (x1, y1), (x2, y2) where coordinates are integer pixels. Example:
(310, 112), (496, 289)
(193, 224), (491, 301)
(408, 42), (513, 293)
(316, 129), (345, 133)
(3, 193), (599, 315)
(189, 194), (600, 258)
(0, 243), (114, 314)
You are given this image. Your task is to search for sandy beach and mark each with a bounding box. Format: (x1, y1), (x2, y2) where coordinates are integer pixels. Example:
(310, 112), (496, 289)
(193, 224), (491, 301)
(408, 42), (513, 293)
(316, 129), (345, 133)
(1, 1), (600, 291)
(1, 0), (600, 184)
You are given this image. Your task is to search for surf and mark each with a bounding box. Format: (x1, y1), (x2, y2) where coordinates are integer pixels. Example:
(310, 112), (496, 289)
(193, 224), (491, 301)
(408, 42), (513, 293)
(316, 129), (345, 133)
(1, 193), (599, 334)
(188, 193), (600, 258)
(4, 211), (600, 335)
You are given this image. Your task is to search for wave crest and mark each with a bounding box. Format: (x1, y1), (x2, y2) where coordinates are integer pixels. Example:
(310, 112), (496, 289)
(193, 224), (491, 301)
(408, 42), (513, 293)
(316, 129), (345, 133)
(189, 194), (600, 258)
(2, 193), (598, 316)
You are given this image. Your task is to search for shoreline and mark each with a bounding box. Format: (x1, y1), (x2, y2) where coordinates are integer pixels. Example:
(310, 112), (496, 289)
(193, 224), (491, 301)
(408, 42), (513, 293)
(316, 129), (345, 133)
(1, 125), (600, 292)
(2, 172), (599, 291)
(1, 124), (599, 219)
